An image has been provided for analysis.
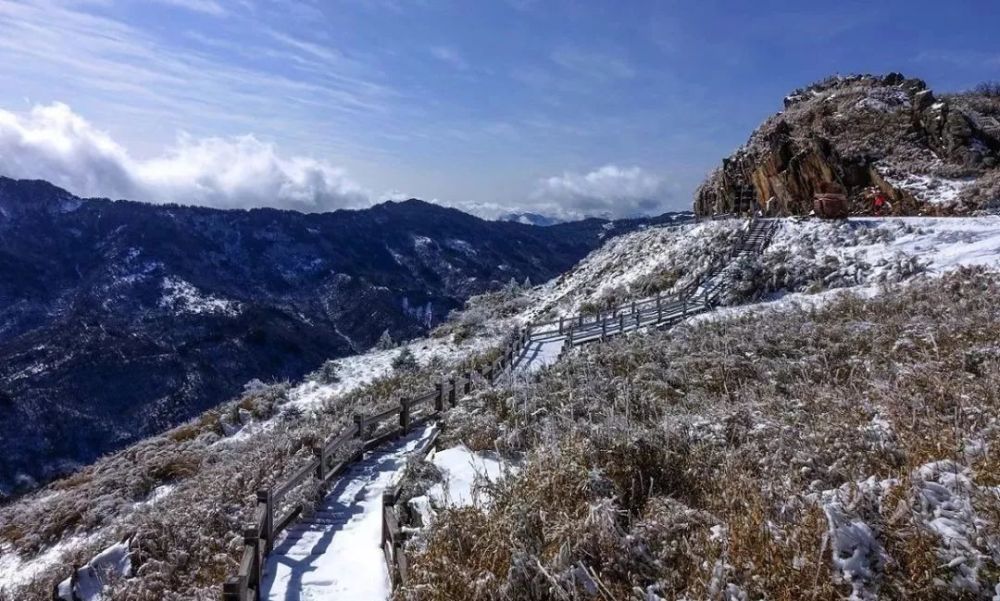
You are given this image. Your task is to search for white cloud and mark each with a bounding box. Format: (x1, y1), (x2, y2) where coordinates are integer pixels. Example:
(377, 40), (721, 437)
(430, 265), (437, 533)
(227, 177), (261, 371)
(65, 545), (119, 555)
(530, 165), (672, 219)
(0, 102), (370, 212)
(152, 0), (228, 16)
(429, 46), (468, 71)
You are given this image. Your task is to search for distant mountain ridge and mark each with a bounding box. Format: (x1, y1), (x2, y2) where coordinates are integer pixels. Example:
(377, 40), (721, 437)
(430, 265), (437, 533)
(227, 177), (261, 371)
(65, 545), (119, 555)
(499, 212), (565, 226)
(0, 177), (685, 496)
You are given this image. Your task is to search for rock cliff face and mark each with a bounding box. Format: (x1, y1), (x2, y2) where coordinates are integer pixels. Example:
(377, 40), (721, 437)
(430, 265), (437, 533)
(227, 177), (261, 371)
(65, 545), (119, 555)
(695, 73), (1000, 216)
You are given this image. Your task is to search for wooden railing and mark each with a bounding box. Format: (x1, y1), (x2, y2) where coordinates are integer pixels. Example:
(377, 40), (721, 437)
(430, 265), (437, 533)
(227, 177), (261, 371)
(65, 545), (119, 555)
(532, 217), (778, 352)
(380, 428), (440, 588)
(221, 328), (531, 601)
(222, 215), (780, 600)
(530, 216), (774, 338)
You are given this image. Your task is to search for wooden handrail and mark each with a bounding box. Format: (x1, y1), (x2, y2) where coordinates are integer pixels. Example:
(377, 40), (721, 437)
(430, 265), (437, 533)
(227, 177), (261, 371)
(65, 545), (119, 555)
(223, 323), (527, 600)
(223, 217), (777, 600)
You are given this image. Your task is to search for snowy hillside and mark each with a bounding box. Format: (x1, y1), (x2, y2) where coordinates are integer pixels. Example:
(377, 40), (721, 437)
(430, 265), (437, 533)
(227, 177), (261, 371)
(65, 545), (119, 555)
(4, 215), (1000, 600)
(393, 216), (1000, 600)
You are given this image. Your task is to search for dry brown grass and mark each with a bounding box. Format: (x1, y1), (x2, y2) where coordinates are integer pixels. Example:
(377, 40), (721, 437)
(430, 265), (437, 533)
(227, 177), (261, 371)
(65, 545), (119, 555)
(402, 268), (1000, 600)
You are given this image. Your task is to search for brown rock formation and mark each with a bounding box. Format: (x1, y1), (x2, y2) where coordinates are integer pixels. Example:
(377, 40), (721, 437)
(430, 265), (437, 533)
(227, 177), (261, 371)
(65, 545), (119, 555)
(695, 73), (1000, 216)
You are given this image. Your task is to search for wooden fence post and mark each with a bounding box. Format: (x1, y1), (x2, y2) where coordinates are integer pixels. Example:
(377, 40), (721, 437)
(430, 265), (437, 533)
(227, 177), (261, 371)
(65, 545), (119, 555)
(314, 444), (327, 481)
(400, 397), (410, 432)
(257, 490), (273, 555)
(631, 300), (636, 314)
(245, 529), (261, 601)
(558, 316), (564, 334)
(434, 382), (444, 412)
(448, 377), (457, 407)
(354, 413), (365, 439)
(222, 578), (241, 601)
(568, 326), (574, 345)
(657, 293), (662, 321)
(619, 313), (624, 333)
(578, 313), (584, 327)
(381, 490), (394, 553)
(635, 311), (640, 329)
(601, 318), (607, 339)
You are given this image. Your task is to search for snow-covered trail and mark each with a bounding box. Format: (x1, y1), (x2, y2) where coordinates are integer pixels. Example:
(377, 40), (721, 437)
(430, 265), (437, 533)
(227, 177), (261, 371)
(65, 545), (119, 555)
(514, 336), (565, 374)
(261, 426), (435, 601)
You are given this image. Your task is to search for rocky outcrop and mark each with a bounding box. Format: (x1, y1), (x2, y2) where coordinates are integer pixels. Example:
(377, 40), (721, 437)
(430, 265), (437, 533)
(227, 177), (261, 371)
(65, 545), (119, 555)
(696, 73), (1000, 216)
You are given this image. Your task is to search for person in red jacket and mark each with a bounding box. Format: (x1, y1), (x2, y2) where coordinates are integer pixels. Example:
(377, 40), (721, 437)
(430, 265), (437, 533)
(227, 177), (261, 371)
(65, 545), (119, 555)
(873, 191), (891, 215)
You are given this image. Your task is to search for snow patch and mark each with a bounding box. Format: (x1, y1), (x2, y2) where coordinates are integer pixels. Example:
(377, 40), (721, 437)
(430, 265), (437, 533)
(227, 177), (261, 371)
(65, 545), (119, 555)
(880, 170), (975, 205)
(912, 460), (990, 594)
(55, 540), (132, 601)
(822, 503), (885, 600)
(427, 444), (507, 508)
(160, 276), (240, 316)
(445, 238), (477, 256)
(0, 535), (92, 592)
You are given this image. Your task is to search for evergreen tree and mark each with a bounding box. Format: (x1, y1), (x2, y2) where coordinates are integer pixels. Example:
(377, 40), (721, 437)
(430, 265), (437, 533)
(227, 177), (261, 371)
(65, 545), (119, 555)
(505, 276), (520, 295)
(313, 360), (340, 385)
(391, 347), (419, 372)
(376, 329), (395, 350)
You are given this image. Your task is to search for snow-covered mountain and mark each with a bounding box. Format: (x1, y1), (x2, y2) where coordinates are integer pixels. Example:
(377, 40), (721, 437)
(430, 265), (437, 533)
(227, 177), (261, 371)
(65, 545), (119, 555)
(498, 211), (565, 226)
(0, 176), (669, 497)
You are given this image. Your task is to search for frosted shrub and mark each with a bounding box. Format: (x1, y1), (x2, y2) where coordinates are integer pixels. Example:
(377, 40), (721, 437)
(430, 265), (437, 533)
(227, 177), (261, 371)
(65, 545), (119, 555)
(392, 348), (419, 373)
(309, 360), (340, 385)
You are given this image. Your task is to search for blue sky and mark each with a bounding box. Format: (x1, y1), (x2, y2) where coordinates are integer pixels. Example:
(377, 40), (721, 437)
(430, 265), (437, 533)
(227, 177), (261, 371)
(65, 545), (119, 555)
(0, 0), (997, 219)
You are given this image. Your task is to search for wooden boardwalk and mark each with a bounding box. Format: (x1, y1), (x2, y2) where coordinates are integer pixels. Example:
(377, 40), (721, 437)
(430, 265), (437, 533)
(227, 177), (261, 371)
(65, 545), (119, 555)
(222, 216), (780, 601)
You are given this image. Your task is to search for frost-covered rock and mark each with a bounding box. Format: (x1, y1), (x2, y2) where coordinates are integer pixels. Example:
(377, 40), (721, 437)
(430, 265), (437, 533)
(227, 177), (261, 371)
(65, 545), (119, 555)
(55, 539), (132, 601)
(912, 460), (991, 594)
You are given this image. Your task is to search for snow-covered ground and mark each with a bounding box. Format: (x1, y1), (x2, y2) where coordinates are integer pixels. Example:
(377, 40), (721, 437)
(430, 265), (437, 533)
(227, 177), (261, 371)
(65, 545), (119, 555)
(878, 163), (976, 206)
(218, 327), (505, 445)
(261, 426), (436, 601)
(0, 534), (94, 594)
(425, 445), (506, 509)
(782, 216), (1000, 273)
(512, 220), (734, 320)
(692, 216), (1000, 324)
(513, 337), (565, 374)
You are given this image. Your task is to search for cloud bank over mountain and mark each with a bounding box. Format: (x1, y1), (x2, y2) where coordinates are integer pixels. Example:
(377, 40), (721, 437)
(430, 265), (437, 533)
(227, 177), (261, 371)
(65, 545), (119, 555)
(530, 165), (674, 220)
(0, 102), (675, 219)
(0, 102), (369, 212)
